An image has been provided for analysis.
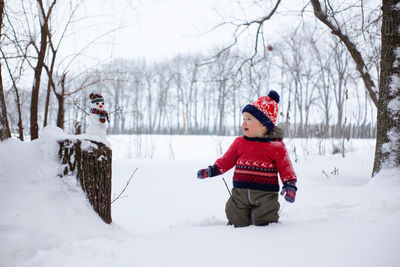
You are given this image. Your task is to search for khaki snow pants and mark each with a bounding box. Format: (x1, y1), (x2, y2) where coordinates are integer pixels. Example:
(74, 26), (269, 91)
(225, 188), (280, 227)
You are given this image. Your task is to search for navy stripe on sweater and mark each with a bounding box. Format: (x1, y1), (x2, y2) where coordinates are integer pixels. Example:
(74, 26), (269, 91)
(233, 181), (280, 192)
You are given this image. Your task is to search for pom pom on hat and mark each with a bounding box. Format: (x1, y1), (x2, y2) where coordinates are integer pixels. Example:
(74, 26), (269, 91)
(242, 90), (280, 131)
(268, 90), (280, 103)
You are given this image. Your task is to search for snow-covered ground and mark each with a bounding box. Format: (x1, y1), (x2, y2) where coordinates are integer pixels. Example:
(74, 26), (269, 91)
(1, 126), (400, 267)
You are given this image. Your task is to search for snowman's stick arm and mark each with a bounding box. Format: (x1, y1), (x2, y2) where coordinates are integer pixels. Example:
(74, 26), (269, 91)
(74, 98), (90, 116)
(109, 106), (122, 115)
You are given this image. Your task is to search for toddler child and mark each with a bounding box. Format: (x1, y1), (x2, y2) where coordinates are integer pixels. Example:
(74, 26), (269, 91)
(197, 90), (297, 227)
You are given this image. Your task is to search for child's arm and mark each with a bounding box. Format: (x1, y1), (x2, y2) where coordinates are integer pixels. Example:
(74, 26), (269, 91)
(273, 142), (297, 184)
(274, 142), (297, 202)
(214, 138), (240, 174)
(197, 137), (240, 179)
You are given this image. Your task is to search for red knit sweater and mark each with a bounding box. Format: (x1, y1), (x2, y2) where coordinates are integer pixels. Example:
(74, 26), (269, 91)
(215, 136), (297, 192)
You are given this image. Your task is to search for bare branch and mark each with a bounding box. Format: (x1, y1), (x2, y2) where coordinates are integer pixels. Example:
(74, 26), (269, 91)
(73, 98), (89, 116)
(310, 0), (378, 107)
(246, 0), (281, 25)
(237, 0), (281, 56)
(111, 168), (138, 204)
(66, 76), (101, 96)
(61, 27), (125, 72)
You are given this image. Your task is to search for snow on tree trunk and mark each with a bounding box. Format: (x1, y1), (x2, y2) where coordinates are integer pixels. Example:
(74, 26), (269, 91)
(372, 0), (400, 175)
(58, 139), (112, 223)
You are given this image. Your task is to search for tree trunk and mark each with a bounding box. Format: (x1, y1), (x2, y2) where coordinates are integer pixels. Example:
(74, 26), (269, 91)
(43, 49), (57, 127)
(0, 0), (11, 141)
(30, 34), (47, 139)
(372, 0), (400, 175)
(0, 64), (11, 141)
(55, 74), (66, 129)
(30, 3), (49, 140)
(58, 139), (112, 223)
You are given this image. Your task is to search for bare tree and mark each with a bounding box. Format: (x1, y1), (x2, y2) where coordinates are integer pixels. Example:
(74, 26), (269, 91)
(0, 53), (24, 140)
(329, 38), (352, 137)
(42, 1), (82, 128)
(206, 50), (237, 135)
(29, 0), (56, 140)
(0, 0), (11, 141)
(308, 0), (399, 173)
(310, 0), (379, 107)
(372, 0), (400, 175)
(280, 31), (318, 137)
(0, 0), (27, 141)
(312, 36), (332, 138)
(155, 63), (174, 133)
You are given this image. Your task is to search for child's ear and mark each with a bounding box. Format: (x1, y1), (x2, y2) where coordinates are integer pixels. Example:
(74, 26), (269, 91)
(263, 126), (268, 135)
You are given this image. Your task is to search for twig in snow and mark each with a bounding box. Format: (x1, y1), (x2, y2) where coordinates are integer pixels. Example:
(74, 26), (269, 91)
(111, 167), (138, 204)
(222, 177), (232, 197)
(322, 169), (329, 178)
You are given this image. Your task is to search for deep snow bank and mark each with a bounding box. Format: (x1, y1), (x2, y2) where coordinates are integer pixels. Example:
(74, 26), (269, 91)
(0, 126), (121, 267)
(1, 127), (400, 267)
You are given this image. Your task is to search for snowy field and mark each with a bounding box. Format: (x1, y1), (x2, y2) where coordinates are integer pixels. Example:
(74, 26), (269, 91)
(1, 126), (400, 267)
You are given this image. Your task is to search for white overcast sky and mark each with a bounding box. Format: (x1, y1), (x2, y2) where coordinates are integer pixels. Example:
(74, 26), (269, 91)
(61, 0), (308, 66)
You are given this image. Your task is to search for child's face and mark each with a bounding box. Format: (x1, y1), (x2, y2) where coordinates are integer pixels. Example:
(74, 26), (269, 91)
(242, 112), (267, 138)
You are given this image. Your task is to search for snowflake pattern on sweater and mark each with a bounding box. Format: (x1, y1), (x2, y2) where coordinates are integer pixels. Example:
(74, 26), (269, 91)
(215, 136), (297, 192)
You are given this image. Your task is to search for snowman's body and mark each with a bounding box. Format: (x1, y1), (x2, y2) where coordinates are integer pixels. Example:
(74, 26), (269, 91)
(86, 94), (109, 138)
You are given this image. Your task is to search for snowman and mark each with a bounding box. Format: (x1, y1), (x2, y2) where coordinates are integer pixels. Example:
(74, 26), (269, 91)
(86, 93), (109, 137)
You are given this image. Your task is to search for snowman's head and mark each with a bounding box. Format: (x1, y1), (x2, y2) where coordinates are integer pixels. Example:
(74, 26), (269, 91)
(89, 93), (105, 110)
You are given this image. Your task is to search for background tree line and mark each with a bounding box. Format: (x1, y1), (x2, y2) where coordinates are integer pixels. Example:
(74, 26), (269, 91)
(28, 24), (378, 139)
(0, 0), (380, 141)
(2, 28), (378, 139)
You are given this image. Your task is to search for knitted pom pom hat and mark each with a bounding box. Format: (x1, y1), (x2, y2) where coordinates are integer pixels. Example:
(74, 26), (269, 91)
(242, 90), (280, 132)
(89, 93), (104, 104)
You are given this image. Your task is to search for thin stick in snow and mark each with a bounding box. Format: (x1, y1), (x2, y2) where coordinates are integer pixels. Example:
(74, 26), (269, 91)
(111, 167), (138, 204)
(222, 177), (232, 197)
(322, 169), (329, 178)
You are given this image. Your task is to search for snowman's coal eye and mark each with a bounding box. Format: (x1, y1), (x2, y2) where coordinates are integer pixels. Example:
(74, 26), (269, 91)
(102, 102), (104, 105)
(96, 103), (99, 105)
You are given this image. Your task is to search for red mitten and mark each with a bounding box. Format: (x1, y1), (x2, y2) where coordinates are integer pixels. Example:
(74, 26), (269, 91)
(197, 167), (211, 179)
(197, 165), (220, 179)
(280, 181), (297, 203)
